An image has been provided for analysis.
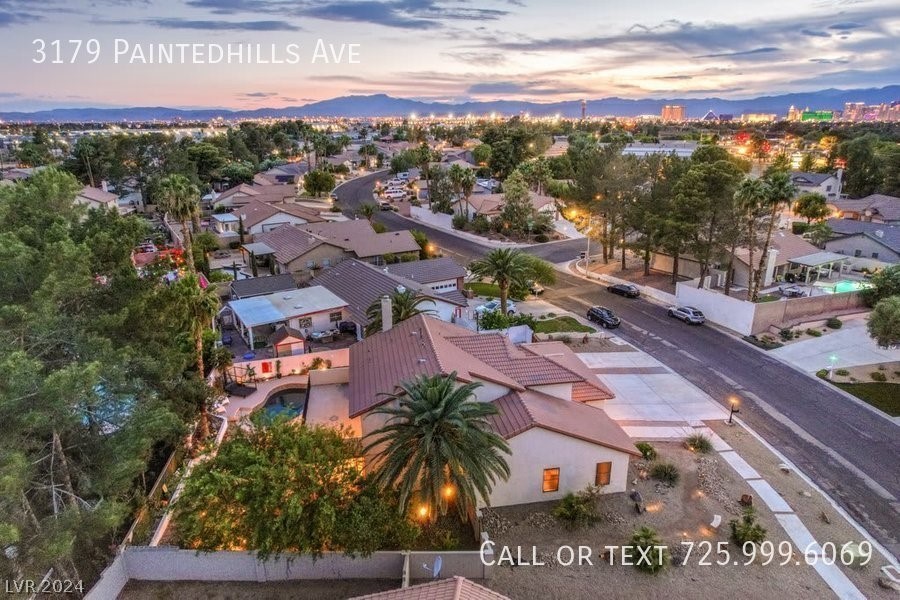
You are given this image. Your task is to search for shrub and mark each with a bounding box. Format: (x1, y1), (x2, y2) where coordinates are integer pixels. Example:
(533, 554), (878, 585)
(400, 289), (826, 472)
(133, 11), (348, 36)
(509, 313), (537, 329)
(871, 371), (887, 382)
(730, 507), (767, 548)
(372, 222), (388, 233)
(835, 369), (850, 376)
(471, 214), (490, 234)
(534, 234), (549, 243)
(779, 328), (793, 341)
(451, 213), (468, 230)
(650, 462), (680, 486)
(330, 205), (343, 213)
(685, 433), (713, 454)
(479, 310), (510, 331)
(791, 221), (810, 235)
(826, 317), (843, 329)
(552, 487), (601, 530)
(630, 527), (670, 574)
(635, 442), (657, 461)
(805, 328), (822, 337)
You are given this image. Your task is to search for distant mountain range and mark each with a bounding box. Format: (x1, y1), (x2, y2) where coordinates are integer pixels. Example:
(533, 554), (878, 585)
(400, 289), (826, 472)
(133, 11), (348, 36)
(2, 87), (899, 122)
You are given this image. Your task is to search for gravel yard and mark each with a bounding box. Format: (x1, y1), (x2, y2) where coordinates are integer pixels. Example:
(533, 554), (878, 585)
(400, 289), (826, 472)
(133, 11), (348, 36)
(485, 442), (841, 600)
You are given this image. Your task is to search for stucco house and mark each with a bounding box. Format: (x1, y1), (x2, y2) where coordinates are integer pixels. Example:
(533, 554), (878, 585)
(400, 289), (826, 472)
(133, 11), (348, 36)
(790, 171), (842, 202)
(384, 256), (466, 295)
(456, 191), (558, 221)
(75, 185), (120, 212)
(338, 314), (637, 508)
(830, 194), (900, 224)
(231, 199), (324, 238)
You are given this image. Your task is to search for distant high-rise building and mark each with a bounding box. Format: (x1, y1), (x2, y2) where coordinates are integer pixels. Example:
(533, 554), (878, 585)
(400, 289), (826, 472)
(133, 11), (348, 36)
(801, 110), (834, 122)
(741, 113), (777, 123)
(787, 105), (802, 121)
(661, 105), (685, 121)
(842, 101), (899, 122)
(581, 99), (587, 120)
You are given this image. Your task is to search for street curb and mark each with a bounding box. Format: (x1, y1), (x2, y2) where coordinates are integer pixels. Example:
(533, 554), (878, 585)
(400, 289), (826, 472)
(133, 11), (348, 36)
(731, 330), (899, 426)
(735, 416), (900, 567)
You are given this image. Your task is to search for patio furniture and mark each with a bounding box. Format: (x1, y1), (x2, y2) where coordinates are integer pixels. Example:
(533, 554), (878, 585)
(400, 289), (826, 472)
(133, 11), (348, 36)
(242, 352), (255, 360)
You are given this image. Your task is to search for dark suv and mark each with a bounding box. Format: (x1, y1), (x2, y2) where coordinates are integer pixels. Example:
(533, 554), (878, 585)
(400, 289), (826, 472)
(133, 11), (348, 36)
(587, 306), (621, 329)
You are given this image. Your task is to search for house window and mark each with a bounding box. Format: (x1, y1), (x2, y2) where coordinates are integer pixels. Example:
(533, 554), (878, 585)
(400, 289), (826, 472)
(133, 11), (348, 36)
(872, 252), (879, 259)
(329, 311), (342, 323)
(306, 260), (315, 268)
(595, 462), (612, 486)
(854, 249), (862, 257)
(297, 317), (312, 328)
(826, 185), (832, 192)
(322, 258), (331, 267)
(542, 468), (560, 493)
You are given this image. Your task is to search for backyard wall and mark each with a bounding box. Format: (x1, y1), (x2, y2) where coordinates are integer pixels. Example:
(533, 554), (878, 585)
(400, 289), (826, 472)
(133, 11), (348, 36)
(236, 348), (350, 382)
(751, 291), (866, 333)
(675, 280), (866, 335)
(86, 545), (494, 599)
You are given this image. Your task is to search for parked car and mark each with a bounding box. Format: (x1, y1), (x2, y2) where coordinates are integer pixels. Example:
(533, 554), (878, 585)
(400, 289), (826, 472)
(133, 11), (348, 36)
(586, 306), (621, 329)
(667, 306), (706, 325)
(384, 190), (406, 200)
(607, 283), (640, 298)
(397, 172), (410, 180)
(212, 249), (231, 259)
(475, 299), (516, 315)
(528, 282), (545, 295)
(378, 200), (393, 210)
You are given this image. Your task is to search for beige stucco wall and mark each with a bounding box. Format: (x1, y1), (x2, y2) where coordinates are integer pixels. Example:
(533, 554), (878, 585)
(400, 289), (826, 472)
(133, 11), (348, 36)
(482, 427), (631, 509)
(283, 245), (349, 278)
(528, 383), (572, 401)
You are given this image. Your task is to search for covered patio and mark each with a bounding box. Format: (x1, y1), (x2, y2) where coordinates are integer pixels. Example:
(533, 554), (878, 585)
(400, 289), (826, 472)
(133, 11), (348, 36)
(785, 251), (851, 285)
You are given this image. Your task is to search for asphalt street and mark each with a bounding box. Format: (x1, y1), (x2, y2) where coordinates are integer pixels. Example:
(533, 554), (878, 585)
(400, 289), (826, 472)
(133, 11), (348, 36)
(336, 170), (900, 559)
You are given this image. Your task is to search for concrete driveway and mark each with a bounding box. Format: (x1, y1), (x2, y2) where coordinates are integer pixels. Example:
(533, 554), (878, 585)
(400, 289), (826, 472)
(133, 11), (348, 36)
(769, 316), (900, 373)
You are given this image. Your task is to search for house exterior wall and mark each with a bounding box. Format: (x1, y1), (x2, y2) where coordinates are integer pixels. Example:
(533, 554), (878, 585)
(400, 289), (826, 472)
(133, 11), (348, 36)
(528, 383), (572, 401)
(650, 253), (703, 279)
(794, 176), (840, 201)
(825, 235), (899, 265)
(283, 245), (349, 277)
(483, 427), (631, 509)
(288, 308), (347, 334)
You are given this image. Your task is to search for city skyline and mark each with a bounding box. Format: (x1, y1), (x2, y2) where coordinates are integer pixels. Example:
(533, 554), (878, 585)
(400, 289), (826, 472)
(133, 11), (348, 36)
(0, 0), (898, 111)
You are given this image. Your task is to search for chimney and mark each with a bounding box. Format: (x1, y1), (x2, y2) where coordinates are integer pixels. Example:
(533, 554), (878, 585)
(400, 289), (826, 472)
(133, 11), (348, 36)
(763, 248), (779, 287)
(380, 294), (393, 332)
(101, 180), (109, 193)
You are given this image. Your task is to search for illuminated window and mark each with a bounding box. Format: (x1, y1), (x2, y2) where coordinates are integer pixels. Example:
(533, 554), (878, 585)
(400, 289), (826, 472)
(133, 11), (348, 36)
(595, 462), (612, 486)
(329, 311), (343, 322)
(542, 468), (559, 493)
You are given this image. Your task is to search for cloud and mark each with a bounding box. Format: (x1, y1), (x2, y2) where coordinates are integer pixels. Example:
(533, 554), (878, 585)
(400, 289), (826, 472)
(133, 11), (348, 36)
(442, 50), (507, 67)
(696, 47), (780, 59)
(241, 91), (279, 97)
(467, 81), (593, 96)
(829, 22), (864, 30)
(800, 29), (831, 37)
(147, 18), (301, 31)
(809, 57), (851, 64)
(656, 75), (693, 80)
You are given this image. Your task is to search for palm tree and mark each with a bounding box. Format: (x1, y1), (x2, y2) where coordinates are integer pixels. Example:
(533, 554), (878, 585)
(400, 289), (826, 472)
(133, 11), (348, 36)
(173, 274), (220, 438)
(449, 164), (476, 218)
(358, 202), (377, 222)
(365, 288), (435, 335)
(364, 373), (511, 522)
(733, 177), (768, 298)
(469, 248), (555, 315)
(158, 174), (201, 273)
(751, 171), (796, 302)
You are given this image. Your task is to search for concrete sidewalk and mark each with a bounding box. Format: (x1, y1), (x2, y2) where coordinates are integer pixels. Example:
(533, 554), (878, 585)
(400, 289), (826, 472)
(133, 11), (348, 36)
(769, 317), (900, 373)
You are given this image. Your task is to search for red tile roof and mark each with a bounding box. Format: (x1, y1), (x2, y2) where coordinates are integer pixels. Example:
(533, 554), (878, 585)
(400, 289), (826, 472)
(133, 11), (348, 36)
(489, 390), (640, 456)
(521, 341), (615, 402)
(350, 577), (509, 600)
(446, 334), (583, 387)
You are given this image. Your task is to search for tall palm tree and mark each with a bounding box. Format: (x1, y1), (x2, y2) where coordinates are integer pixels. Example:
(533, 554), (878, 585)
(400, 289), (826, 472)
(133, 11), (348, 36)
(448, 164), (476, 218)
(469, 248), (555, 315)
(173, 274), (220, 438)
(364, 373), (510, 522)
(733, 177), (768, 298)
(751, 171), (796, 302)
(158, 174), (201, 273)
(365, 289), (435, 335)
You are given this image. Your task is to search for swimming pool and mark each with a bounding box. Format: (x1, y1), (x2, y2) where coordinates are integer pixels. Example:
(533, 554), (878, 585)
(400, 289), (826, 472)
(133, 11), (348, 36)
(815, 279), (873, 294)
(261, 388), (307, 420)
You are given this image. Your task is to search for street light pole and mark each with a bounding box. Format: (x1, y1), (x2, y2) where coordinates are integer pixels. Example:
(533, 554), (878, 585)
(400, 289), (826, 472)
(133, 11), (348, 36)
(828, 354), (838, 379)
(583, 213), (593, 276)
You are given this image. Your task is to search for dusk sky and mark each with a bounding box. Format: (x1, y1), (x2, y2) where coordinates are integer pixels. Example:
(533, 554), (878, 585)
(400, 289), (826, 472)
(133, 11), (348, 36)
(1, 0), (898, 111)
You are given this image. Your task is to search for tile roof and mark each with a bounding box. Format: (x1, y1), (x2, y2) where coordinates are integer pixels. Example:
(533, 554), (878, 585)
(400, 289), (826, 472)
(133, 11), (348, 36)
(835, 193), (900, 222)
(521, 341), (615, 402)
(217, 183), (260, 201)
(734, 231), (820, 267)
(489, 389), (640, 456)
(298, 220), (421, 258)
(445, 334), (584, 387)
(349, 315), (523, 417)
(385, 257), (467, 284)
(255, 224), (328, 264)
(348, 315), (616, 417)
(349, 577), (510, 600)
(313, 259), (466, 326)
(233, 199), (324, 228)
(464, 192), (555, 216)
(230, 273), (297, 299)
(228, 286), (347, 327)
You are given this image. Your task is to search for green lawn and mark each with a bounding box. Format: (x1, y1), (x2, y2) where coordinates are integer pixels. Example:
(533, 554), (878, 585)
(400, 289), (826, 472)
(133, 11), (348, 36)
(533, 316), (596, 334)
(464, 282), (501, 297)
(816, 372), (900, 416)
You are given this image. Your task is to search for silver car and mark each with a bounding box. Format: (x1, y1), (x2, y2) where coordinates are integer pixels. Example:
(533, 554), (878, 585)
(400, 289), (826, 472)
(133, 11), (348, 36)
(667, 305), (706, 325)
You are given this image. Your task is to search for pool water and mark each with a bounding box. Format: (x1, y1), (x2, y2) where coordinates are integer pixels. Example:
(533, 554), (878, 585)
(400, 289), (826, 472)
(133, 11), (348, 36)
(832, 280), (872, 294)
(262, 389), (306, 420)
